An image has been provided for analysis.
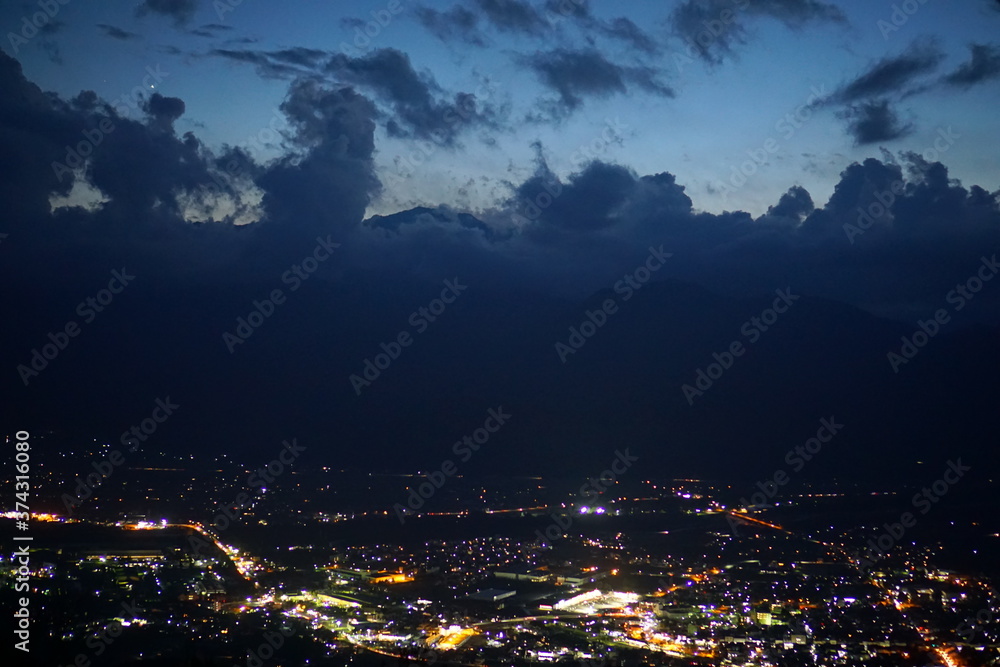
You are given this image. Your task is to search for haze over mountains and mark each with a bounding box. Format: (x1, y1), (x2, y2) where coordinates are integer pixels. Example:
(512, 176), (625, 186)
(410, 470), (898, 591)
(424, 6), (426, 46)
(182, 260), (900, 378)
(4, 255), (996, 485)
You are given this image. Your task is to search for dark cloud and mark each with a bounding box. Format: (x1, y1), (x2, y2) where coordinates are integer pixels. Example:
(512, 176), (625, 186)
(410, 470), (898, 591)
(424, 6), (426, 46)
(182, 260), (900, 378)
(600, 17), (659, 54)
(515, 161), (640, 235)
(544, 0), (590, 22)
(328, 48), (499, 145)
(269, 47), (329, 69)
(0, 46), (383, 286)
(38, 20), (65, 36)
(257, 80), (380, 237)
(520, 48), (673, 111)
(838, 99), (913, 145)
(32, 20), (66, 64)
(499, 151), (999, 322)
(97, 24), (140, 41)
(669, 1), (746, 64)
(810, 40), (947, 146)
(415, 5), (487, 47)
(415, 0), (551, 45)
(190, 23), (234, 38)
(39, 39), (62, 64)
(211, 47), (502, 145)
(944, 43), (1000, 88)
(670, 0), (845, 64)
(544, 2), (660, 55)
(766, 185), (815, 221)
(136, 0), (198, 27)
(0, 56), (248, 258)
(816, 155), (1000, 258)
(746, 0), (846, 24)
(210, 48), (324, 79)
(143, 93), (186, 133)
(344, 145), (987, 327)
(825, 40), (943, 104)
(0, 51), (81, 224)
(416, 0), (659, 61)
(474, 0), (548, 36)
(1, 46), (999, 350)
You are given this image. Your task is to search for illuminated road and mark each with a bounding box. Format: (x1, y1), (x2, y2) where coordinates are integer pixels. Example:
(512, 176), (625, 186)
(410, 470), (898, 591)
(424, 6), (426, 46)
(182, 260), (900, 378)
(175, 522), (256, 580)
(724, 510), (792, 535)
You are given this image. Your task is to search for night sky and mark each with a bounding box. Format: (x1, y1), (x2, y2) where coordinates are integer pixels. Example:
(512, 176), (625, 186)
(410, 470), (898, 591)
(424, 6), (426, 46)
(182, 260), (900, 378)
(1, 0), (999, 482)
